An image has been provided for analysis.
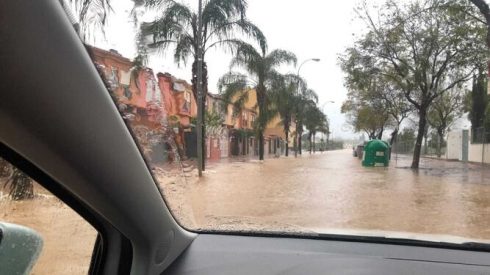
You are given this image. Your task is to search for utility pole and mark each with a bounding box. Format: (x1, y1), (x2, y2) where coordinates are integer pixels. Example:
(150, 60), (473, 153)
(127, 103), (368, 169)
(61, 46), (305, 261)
(196, 0), (203, 177)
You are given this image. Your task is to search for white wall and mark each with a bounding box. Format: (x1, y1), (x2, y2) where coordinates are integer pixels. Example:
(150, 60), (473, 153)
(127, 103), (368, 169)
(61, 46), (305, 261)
(446, 131), (463, 160)
(466, 130), (490, 163)
(468, 143), (490, 163)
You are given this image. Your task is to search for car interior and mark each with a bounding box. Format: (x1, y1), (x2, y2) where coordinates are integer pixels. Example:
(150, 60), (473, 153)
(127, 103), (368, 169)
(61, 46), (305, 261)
(2, 0), (490, 274)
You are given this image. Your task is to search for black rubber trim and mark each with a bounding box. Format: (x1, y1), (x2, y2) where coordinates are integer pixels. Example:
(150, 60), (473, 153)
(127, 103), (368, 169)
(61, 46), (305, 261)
(0, 142), (132, 274)
(89, 234), (103, 274)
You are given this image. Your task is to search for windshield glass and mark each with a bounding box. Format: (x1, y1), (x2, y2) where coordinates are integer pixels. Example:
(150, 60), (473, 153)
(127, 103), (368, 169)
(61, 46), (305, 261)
(62, 0), (490, 243)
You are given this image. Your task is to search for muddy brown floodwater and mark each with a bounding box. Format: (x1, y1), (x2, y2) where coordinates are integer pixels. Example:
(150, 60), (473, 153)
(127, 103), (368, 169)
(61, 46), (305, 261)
(170, 149), (490, 241)
(2, 149), (490, 274)
(0, 184), (96, 275)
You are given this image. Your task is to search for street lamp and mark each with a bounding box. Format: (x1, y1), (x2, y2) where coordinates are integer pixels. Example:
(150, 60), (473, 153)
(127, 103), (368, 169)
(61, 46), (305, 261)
(321, 100), (335, 109)
(295, 58), (320, 157)
(297, 58), (320, 76)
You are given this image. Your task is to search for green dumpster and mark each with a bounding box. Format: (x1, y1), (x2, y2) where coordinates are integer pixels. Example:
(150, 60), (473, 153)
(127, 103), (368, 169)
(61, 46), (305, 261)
(362, 139), (390, 167)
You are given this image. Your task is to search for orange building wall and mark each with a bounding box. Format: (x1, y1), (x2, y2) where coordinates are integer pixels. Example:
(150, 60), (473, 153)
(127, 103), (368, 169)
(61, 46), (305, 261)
(157, 73), (197, 127)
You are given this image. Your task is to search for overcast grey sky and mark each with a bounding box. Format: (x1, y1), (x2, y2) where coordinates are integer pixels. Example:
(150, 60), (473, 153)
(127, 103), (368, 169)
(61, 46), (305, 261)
(92, 0), (366, 139)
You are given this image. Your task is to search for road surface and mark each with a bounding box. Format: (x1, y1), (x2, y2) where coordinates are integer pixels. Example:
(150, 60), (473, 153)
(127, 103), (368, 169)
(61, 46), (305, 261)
(182, 149), (490, 241)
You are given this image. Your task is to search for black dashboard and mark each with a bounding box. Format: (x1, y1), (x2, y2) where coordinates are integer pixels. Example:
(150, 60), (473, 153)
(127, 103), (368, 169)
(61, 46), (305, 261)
(166, 234), (490, 275)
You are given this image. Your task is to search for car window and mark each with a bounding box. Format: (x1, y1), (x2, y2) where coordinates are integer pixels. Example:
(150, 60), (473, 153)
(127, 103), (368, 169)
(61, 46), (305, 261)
(0, 157), (97, 274)
(59, 0), (490, 245)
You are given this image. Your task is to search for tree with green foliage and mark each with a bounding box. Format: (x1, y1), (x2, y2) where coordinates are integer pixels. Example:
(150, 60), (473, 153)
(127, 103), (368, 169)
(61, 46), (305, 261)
(469, 70), (489, 132)
(269, 74), (296, 157)
(270, 74), (318, 157)
(137, 0), (266, 168)
(469, 0), (490, 48)
(219, 43), (297, 160)
(339, 47), (412, 147)
(139, 0), (266, 102)
(205, 109), (226, 137)
(342, 101), (391, 140)
(350, 0), (485, 168)
(395, 128), (417, 153)
(291, 78), (319, 156)
(304, 103), (328, 153)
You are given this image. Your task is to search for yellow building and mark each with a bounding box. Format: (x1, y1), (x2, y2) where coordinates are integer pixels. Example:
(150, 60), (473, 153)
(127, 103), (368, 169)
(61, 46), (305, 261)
(207, 88), (294, 157)
(265, 114), (296, 148)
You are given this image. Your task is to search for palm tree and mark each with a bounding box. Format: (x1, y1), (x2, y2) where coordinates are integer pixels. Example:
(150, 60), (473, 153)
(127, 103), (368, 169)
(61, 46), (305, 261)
(270, 74), (317, 157)
(61, 0), (113, 41)
(138, 0), (267, 169)
(219, 43), (297, 160)
(304, 103), (328, 153)
(293, 85), (318, 155)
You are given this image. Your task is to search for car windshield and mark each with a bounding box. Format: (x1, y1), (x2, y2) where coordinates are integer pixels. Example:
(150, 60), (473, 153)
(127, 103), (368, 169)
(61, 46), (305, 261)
(60, 0), (490, 244)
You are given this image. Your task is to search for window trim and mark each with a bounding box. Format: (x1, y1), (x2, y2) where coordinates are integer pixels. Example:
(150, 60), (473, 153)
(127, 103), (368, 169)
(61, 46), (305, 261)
(0, 142), (133, 275)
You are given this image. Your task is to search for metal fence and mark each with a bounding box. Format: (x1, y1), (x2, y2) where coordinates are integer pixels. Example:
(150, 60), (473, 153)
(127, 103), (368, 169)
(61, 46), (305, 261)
(472, 127), (490, 144)
(392, 141), (446, 158)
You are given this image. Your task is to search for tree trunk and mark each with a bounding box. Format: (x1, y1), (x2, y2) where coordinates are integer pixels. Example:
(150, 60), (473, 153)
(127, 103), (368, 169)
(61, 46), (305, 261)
(0, 158), (11, 177)
(469, 0), (490, 48)
(309, 132), (313, 154)
(254, 88), (267, 160)
(389, 129), (398, 159)
(437, 129), (444, 158)
(411, 109), (428, 169)
(258, 130), (264, 160)
(298, 125), (303, 155)
(285, 127), (289, 157)
(389, 129), (398, 146)
(293, 132), (297, 157)
(284, 114), (290, 157)
(192, 60), (208, 170)
(368, 130), (376, 140)
(313, 133), (316, 152)
(6, 168), (34, 200)
(201, 62), (208, 170)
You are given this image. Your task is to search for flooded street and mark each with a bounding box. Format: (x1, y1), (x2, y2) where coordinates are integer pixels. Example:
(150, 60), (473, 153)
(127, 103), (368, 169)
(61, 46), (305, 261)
(3, 149), (490, 274)
(0, 184), (96, 275)
(186, 149), (490, 240)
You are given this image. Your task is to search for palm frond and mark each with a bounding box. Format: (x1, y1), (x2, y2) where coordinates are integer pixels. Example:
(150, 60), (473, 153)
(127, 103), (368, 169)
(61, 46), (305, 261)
(265, 49), (297, 68)
(174, 34), (195, 65)
(228, 42), (262, 72)
(206, 19), (267, 54)
(68, 0), (113, 41)
(203, 0), (248, 23)
(141, 11), (191, 41)
(162, 1), (193, 23)
(218, 72), (249, 97)
(264, 69), (284, 89)
(76, 0), (112, 27)
(218, 71), (253, 117)
(303, 89), (319, 103)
